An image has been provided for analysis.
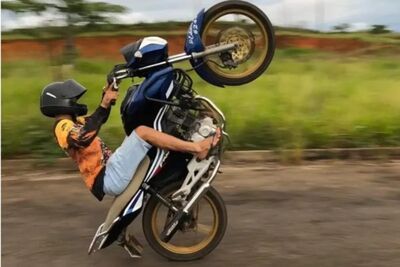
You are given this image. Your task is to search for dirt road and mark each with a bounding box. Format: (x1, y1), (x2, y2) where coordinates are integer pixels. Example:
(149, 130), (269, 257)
(2, 161), (400, 266)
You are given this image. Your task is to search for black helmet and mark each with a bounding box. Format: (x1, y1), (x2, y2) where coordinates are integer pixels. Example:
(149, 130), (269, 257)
(40, 79), (88, 118)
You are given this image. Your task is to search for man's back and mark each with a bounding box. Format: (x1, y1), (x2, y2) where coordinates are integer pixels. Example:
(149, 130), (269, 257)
(54, 108), (112, 199)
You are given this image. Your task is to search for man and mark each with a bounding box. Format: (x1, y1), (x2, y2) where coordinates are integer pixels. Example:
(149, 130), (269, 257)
(39, 79), (220, 254)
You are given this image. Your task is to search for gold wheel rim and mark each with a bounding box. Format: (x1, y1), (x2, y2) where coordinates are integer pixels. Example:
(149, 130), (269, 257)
(151, 194), (219, 254)
(201, 9), (269, 79)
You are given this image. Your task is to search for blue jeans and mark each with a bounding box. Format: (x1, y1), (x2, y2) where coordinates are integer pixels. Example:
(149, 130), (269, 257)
(103, 130), (151, 196)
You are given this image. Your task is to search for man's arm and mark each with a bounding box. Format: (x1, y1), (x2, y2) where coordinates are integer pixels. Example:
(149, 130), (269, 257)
(67, 106), (110, 148)
(67, 84), (118, 148)
(135, 126), (221, 160)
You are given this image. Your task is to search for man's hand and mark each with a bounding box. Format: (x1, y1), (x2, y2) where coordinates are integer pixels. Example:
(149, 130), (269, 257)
(101, 83), (119, 109)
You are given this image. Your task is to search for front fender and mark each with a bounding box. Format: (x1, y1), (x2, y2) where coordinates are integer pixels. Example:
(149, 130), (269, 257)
(185, 9), (225, 87)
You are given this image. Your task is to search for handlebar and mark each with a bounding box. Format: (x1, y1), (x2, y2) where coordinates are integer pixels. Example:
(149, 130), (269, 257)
(108, 43), (237, 83)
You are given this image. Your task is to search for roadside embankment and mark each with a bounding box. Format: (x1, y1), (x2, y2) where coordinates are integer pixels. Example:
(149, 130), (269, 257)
(3, 147), (400, 175)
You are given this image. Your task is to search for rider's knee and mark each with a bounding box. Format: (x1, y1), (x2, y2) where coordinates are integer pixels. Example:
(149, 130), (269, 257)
(135, 125), (149, 140)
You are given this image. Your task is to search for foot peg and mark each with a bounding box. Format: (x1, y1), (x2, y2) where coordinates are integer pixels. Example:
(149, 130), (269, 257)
(118, 231), (143, 258)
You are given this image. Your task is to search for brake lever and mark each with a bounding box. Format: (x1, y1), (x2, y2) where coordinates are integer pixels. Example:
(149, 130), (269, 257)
(111, 77), (119, 91)
(110, 77), (118, 106)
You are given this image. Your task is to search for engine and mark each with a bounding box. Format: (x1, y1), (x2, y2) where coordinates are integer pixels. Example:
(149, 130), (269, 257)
(190, 117), (217, 142)
(163, 104), (217, 142)
(161, 69), (224, 143)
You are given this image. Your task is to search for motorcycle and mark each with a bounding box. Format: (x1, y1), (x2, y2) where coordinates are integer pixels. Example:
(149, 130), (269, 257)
(88, 0), (275, 261)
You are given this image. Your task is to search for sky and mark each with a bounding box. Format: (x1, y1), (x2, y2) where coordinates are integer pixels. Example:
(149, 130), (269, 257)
(1, 0), (400, 32)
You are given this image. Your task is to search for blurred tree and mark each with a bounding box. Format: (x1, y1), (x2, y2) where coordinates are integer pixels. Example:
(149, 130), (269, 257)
(2, 1), (56, 65)
(369, 25), (391, 34)
(3, 0), (126, 64)
(333, 23), (350, 33)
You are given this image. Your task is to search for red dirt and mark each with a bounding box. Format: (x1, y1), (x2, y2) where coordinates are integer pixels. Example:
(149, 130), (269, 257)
(2, 34), (371, 62)
(2, 35), (185, 62)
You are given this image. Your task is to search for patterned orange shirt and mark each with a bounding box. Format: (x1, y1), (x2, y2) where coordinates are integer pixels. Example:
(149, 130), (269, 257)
(54, 106), (112, 200)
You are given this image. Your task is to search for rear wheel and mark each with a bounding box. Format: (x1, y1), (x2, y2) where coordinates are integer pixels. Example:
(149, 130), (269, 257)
(142, 182), (227, 261)
(200, 0), (275, 85)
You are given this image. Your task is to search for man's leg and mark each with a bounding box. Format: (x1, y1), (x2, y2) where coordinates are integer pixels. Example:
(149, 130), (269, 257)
(103, 126), (220, 196)
(102, 130), (151, 256)
(103, 130), (151, 196)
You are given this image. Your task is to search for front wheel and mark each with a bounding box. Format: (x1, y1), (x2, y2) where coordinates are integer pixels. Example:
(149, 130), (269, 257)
(142, 182), (227, 261)
(200, 0), (276, 86)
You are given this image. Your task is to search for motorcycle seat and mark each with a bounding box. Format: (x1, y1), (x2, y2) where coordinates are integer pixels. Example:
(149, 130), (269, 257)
(102, 156), (150, 230)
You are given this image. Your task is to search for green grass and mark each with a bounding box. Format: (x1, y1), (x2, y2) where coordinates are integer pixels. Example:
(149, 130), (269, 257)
(277, 31), (400, 46)
(2, 49), (400, 158)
